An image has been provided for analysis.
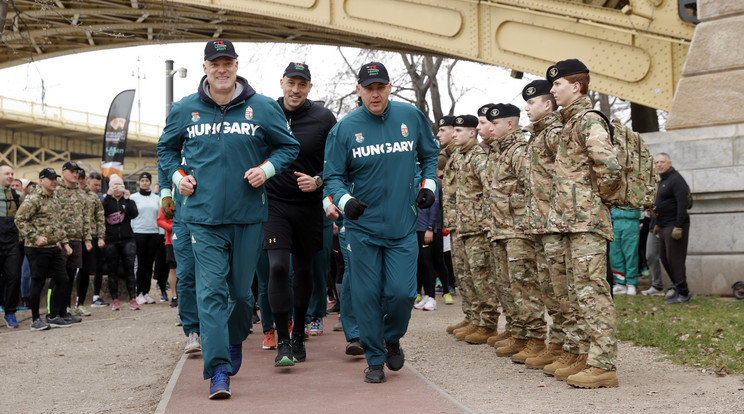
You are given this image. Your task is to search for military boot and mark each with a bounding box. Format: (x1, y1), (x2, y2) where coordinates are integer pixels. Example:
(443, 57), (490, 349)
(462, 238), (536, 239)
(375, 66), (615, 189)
(543, 351), (578, 376)
(554, 353), (588, 381)
(487, 330), (510, 347)
(452, 321), (476, 336)
(454, 322), (479, 340)
(566, 366), (619, 388)
(495, 338), (527, 357)
(525, 343), (563, 369)
(511, 338), (547, 363)
(446, 319), (469, 334)
(464, 327), (497, 344)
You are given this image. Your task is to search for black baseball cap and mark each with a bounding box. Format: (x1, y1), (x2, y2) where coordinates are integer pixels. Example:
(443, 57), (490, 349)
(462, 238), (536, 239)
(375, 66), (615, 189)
(357, 62), (390, 87)
(546, 59), (589, 83)
(283, 62), (311, 81)
(522, 80), (553, 101)
(454, 115), (479, 128)
(486, 103), (521, 121)
(78, 169), (86, 178)
(204, 39), (238, 61)
(62, 161), (79, 171)
(39, 168), (58, 180)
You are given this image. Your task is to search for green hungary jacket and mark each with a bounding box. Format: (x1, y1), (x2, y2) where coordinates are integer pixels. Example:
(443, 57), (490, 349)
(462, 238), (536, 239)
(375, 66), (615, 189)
(323, 101), (439, 239)
(157, 75), (300, 225)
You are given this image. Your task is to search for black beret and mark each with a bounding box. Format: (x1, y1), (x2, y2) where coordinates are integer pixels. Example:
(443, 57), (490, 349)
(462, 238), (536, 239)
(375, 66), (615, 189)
(486, 103), (520, 121)
(477, 103), (496, 118)
(454, 115), (479, 128)
(546, 59), (589, 83)
(522, 80), (553, 101)
(437, 115), (456, 127)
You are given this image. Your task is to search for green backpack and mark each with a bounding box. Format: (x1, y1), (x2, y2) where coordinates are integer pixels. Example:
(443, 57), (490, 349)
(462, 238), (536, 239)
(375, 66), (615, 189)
(582, 110), (659, 209)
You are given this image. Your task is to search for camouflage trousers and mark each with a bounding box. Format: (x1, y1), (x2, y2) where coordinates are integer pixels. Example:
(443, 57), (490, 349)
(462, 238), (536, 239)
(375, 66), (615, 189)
(490, 240), (513, 333)
(534, 233), (582, 353)
(567, 232), (617, 370)
(505, 238), (546, 340)
(451, 233), (499, 328)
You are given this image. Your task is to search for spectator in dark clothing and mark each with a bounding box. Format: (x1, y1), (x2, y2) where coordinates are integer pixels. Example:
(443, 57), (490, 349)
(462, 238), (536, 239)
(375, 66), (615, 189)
(414, 178), (451, 310)
(652, 153), (691, 304)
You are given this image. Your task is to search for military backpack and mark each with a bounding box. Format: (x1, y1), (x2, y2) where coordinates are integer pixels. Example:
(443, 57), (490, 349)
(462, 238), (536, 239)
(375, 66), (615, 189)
(579, 110), (659, 209)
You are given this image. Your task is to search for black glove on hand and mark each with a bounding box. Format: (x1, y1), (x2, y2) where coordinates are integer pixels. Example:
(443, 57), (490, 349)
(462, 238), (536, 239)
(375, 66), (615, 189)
(344, 198), (368, 220)
(161, 196), (176, 220)
(416, 188), (435, 209)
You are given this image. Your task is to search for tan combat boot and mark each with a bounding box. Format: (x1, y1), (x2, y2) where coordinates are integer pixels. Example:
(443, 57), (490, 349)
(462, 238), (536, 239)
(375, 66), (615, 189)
(554, 353), (588, 381)
(454, 322), (479, 340)
(487, 330), (510, 347)
(566, 366), (619, 388)
(464, 327), (497, 344)
(495, 338), (527, 357)
(525, 343), (563, 369)
(543, 351), (578, 376)
(446, 319), (469, 334)
(511, 338), (547, 363)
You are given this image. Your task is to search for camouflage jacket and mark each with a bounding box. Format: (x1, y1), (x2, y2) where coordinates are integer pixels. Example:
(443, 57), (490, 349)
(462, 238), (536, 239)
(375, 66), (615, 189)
(483, 129), (529, 240)
(525, 111), (563, 234)
(547, 96), (621, 240)
(15, 186), (69, 247)
(84, 187), (106, 238)
(442, 139), (490, 237)
(55, 179), (91, 242)
(437, 141), (456, 172)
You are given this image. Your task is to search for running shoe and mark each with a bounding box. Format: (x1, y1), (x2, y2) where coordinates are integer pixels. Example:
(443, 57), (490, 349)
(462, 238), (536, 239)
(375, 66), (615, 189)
(414, 295), (430, 309)
(46, 315), (72, 328)
(252, 309), (260, 324)
(63, 313), (82, 323)
(111, 299), (121, 311)
(333, 319), (343, 332)
(385, 342), (405, 371)
(262, 329), (277, 350)
(345, 338), (364, 356)
(184, 332), (201, 354)
(175, 315), (182, 326)
(129, 298), (140, 310)
(91, 298), (109, 308)
(415, 293), (422, 304)
(144, 293), (156, 304)
(4, 314), (19, 328)
(448, 287), (457, 296)
(274, 341), (295, 367)
(291, 336), (306, 363)
(443, 293), (454, 305)
(30, 317), (49, 331)
(327, 302), (340, 314)
(229, 343), (242, 376)
(135, 294), (146, 305)
(364, 365), (385, 383)
(208, 367), (231, 400)
(170, 297), (178, 308)
(160, 292), (168, 302)
(423, 297), (437, 311)
(74, 306), (91, 316)
(309, 317), (323, 336)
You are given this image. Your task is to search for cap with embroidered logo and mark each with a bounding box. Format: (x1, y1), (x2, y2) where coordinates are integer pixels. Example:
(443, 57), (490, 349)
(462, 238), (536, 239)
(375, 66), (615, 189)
(62, 161), (79, 171)
(357, 62), (390, 87)
(39, 168), (58, 180)
(283, 62), (311, 81)
(204, 39), (238, 61)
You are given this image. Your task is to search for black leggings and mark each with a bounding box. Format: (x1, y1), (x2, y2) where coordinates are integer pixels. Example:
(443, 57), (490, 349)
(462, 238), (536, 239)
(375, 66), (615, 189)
(417, 231), (449, 297)
(25, 247), (68, 320)
(104, 240), (137, 300)
(267, 249), (314, 342)
(134, 233), (160, 295)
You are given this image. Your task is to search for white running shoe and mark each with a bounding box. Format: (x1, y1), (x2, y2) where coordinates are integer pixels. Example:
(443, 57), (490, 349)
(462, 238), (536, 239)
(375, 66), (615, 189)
(626, 285), (637, 296)
(612, 284), (627, 295)
(184, 332), (202, 354)
(641, 286), (665, 296)
(135, 294), (146, 305)
(422, 297), (437, 311)
(144, 293), (156, 304)
(413, 295), (430, 309)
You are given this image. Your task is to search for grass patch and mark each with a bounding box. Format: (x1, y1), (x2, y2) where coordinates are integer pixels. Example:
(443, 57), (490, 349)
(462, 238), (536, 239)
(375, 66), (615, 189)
(615, 295), (744, 375)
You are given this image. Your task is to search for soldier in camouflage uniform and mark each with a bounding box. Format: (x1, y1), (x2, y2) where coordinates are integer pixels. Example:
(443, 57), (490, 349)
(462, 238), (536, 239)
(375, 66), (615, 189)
(48, 161), (91, 323)
(75, 170), (107, 313)
(546, 59), (621, 388)
(518, 80), (583, 370)
(481, 104), (546, 359)
(441, 115), (495, 343)
(15, 168), (74, 330)
(436, 115), (457, 174)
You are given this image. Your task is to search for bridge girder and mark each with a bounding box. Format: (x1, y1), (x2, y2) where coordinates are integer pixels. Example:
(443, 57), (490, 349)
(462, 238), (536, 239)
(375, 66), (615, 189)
(2, 0), (695, 111)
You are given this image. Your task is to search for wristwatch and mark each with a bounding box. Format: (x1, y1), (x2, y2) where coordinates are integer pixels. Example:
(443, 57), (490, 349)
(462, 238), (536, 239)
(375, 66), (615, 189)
(426, 227), (433, 231)
(314, 175), (323, 188)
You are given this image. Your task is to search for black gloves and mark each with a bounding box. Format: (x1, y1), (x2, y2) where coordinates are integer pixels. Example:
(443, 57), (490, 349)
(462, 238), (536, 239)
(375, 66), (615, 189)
(344, 198), (368, 220)
(161, 196), (175, 220)
(416, 188), (435, 209)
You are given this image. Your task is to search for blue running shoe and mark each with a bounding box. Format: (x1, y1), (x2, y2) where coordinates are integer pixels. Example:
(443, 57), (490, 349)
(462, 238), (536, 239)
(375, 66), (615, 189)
(4, 314), (19, 328)
(208, 367), (231, 400)
(228, 343), (242, 376)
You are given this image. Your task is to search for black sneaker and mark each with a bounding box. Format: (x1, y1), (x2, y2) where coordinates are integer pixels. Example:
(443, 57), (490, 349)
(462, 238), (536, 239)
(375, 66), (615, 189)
(46, 315), (72, 328)
(291, 336), (306, 363)
(275, 340), (295, 367)
(385, 342), (405, 371)
(345, 338), (365, 356)
(30, 318), (50, 331)
(364, 364), (386, 383)
(252, 309), (260, 324)
(63, 313), (82, 323)
(170, 297), (178, 308)
(666, 291), (692, 304)
(327, 302), (340, 314)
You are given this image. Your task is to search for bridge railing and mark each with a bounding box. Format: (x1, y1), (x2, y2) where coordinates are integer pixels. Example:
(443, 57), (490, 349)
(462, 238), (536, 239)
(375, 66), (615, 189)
(0, 96), (162, 141)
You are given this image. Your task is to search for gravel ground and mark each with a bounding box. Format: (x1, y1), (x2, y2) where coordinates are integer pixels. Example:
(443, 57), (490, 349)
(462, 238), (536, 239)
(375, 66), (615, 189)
(2, 292), (742, 413)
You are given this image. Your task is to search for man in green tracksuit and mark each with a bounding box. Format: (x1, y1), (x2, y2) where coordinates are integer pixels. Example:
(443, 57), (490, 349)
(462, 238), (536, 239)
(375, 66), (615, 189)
(157, 39), (299, 400)
(323, 62), (439, 383)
